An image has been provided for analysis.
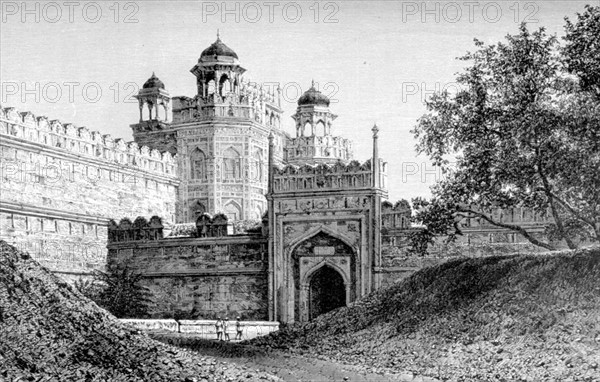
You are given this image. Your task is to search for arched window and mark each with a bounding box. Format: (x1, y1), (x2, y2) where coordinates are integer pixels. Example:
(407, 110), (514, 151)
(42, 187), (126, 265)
(303, 121), (312, 137)
(207, 80), (216, 95)
(251, 149), (263, 182)
(219, 75), (231, 96)
(223, 147), (241, 180)
(190, 148), (207, 180)
(224, 200), (242, 221)
(315, 120), (326, 136)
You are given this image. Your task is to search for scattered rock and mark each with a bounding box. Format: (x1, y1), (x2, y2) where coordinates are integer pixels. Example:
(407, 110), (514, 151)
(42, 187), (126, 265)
(0, 241), (281, 382)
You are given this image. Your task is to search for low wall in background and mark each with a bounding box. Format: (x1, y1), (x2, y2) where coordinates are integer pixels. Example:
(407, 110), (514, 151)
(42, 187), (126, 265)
(108, 235), (269, 320)
(119, 319), (279, 341)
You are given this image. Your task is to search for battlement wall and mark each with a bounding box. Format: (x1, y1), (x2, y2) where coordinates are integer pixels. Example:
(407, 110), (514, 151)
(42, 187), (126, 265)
(378, 209), (555, 288)
(285, 135), (353, 164)
(107, 235), (268, 320)
(272, 159), (387, 193)
(0, 105), (179, 279)
(0, 106), (177, 177)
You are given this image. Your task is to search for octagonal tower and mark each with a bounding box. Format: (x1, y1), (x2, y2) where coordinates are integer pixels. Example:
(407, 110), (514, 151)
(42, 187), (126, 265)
(132, 35), (287, 223)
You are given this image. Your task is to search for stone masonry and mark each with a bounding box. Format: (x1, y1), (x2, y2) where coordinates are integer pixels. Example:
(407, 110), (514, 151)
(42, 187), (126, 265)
(0, 106), (178, 280)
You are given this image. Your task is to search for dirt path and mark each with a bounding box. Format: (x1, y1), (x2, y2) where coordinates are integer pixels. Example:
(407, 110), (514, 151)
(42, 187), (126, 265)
(206, 350), (399, 382)
(151, 333), (440, 382)
(184, 344), (438, 381)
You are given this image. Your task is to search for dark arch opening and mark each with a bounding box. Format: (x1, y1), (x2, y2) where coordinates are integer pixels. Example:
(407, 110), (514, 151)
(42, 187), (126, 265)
(309, 265), (346, 320)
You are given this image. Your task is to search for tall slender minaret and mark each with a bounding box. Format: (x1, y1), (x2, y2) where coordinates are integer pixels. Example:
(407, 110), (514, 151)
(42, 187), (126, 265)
(267, 131), (276, 321)
(268, 132), (275, 195)
(372, 123), (380, 188)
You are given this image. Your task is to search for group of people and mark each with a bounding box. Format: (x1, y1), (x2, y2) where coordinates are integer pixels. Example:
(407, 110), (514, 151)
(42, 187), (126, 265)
(215, 316), (243, 341)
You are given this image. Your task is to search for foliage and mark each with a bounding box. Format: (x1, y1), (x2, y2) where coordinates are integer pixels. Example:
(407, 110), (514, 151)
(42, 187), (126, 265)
(74, 267), (151, 319)
(73, 277), (102, 302)
(410, 9), (600, 254)
(563, 5), (600, 97)
(232, 219), (263, 235)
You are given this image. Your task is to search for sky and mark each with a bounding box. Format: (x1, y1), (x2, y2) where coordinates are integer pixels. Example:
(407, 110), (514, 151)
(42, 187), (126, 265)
(1, 0), (596, 202)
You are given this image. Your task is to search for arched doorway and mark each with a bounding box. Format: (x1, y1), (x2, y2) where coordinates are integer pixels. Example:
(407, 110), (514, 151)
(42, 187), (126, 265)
(308, 265), (346, 320)
(291, 230), (356, 322)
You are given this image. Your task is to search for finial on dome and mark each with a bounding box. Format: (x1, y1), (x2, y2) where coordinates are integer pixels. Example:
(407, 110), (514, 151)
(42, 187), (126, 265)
(311, 79), (315, 88)
(217, 29), (220, 40)
(372, 123), (379, 137)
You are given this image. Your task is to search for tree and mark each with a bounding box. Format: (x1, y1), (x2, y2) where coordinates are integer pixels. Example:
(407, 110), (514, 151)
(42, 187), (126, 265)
(410, 11), (600, 254)
(75, 267), (151, 318)
(563, 5), (600, 98)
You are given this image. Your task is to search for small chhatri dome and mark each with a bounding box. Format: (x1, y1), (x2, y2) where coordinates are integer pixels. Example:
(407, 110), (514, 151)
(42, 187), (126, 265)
(200, 34), (239, 60)
(298, 81), (330, 107)
(143, 72), (165, 89)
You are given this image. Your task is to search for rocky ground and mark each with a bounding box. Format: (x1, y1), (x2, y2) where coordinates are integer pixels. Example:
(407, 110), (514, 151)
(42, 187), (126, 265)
(0, 240), (279, 382)
(2, 238), (599, 382)
(152, 333), (432, 382)
(250, 247), (600, 381)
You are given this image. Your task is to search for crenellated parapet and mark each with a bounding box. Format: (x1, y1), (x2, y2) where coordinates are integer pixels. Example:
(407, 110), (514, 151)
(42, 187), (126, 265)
(195, 213), (229, 237)
(108, 216), (164, 243)
(0, 105), (177, 177)
(458, 205), (554, 229)
(285, 135), (353, 165)
(271, 159), (387, 193)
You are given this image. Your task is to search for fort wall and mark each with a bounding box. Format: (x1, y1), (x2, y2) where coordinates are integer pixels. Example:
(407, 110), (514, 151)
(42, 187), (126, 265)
(0, 106), (179, 279)
(107, 222), (268, 320)
(378, 202), (554, 287)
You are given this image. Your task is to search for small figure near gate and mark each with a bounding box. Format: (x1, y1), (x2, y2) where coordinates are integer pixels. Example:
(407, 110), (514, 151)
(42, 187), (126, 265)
(223, 317), (230, 341)
(215, 317), (223, 341)
(235, 316), (243, 340)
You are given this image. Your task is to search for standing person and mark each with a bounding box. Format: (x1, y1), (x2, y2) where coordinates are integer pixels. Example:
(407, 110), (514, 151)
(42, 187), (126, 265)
(215, 317), (223, 341)
(235, 316), (243, 340)
(223, 317), (230, 341)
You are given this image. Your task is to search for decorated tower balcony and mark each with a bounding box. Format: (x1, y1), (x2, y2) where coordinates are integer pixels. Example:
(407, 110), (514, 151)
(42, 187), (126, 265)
(172, 34), (282, 125)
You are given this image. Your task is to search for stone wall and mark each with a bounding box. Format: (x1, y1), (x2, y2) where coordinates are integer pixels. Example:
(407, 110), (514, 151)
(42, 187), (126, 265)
(0, 106), (179, 279)
(379, 226), (552, 288)
(107, 235), (268, 320)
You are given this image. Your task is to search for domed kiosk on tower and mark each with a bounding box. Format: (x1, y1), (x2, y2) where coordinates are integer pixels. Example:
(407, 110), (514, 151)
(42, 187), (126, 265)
(134, 72), (171, 123)
(285, 81), (352, 165)
(190, 34), (246, 101)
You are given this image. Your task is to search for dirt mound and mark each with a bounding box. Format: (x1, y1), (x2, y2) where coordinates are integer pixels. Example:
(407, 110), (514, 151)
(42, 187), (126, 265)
(252, 247), (600, 381)
(0, 240), (279, 382)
